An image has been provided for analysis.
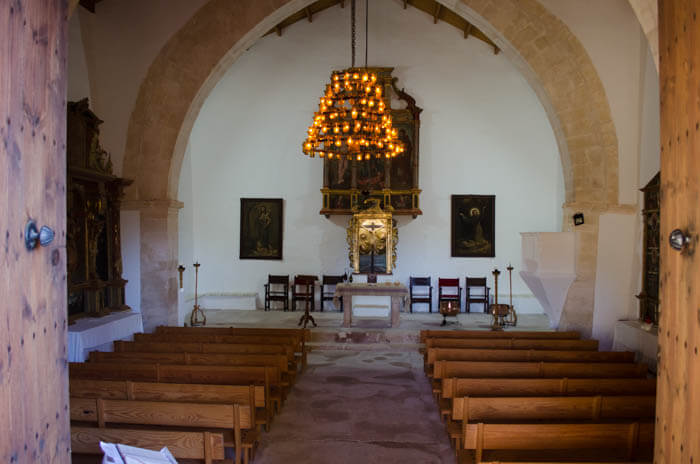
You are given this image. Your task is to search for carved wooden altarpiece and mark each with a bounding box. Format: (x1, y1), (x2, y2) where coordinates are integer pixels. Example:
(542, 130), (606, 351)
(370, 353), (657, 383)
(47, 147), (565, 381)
(67, 99), (132, 320)
(321, 67), (422, 217)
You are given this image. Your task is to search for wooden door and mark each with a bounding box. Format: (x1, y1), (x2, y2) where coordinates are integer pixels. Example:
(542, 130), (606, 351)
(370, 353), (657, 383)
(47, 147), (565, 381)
(0, 1), (70, 462)
(657, 0), (700, 462)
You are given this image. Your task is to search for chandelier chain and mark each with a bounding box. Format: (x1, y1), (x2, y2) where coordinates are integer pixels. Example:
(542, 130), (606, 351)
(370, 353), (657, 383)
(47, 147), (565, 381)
(351, 0), (356, 67)
(365, 0), (368, 68)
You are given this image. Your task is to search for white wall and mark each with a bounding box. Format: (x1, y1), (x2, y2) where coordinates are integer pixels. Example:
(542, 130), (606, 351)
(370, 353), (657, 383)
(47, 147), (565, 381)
(68, 14), (91, 102)
(177, 144), (196, 325)
(179, 1), (564, 315)
(76, 0), (208, 175)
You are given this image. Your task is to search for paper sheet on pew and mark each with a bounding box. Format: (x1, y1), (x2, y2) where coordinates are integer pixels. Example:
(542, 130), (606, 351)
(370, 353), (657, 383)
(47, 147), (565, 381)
(100, 442), (178, 464)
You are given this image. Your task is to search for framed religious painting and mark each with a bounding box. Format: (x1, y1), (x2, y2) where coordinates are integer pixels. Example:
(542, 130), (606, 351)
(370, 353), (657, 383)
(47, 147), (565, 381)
(451, 195), (495, 257)
(240, 198), (283, 260)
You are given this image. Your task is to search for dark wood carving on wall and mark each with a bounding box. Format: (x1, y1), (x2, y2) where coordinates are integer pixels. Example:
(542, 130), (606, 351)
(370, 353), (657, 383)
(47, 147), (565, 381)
(67, 99), (132, 320)
(637, 172), (660, 325)
(321, 67), (422, 217)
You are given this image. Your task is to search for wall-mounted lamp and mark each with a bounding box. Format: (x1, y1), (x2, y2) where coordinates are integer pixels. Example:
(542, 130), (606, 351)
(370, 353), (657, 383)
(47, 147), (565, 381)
(573, 213), (584, 226)
(177, 265), (186, 290)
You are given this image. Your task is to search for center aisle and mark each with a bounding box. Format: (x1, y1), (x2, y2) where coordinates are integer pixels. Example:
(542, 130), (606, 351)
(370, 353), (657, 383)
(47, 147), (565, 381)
(254, 350), (455, 463)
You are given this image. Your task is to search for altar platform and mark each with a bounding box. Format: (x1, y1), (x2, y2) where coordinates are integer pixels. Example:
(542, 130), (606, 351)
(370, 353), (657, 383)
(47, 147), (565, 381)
(203, 309), (552, 350)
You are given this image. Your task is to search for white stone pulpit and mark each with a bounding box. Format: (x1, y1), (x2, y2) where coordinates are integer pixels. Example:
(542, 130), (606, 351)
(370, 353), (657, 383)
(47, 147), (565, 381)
(520, 232), (576, 328)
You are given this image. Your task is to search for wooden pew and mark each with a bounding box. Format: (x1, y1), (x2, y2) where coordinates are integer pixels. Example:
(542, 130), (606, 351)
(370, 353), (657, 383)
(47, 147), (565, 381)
(447, 395), (655, 449)
(420, 330), (580, 342)
(461, 422), (654, 463)
(441, 377), (657, 399)
(425, 348), (635, 376)
(453, 395), (655, 422)
(114, 340), (298, 372)
(426, 338), (599, 351)
(70, 379), (271, 432)
(89, 350), (295, 386)
(155, 325), (309, 343)
(71, 426), (225, 464)
(69, 362), (283, 414)
(134, 332), (307, 368)
(71, 397), (255, 464)
(433, 360), (647, 380)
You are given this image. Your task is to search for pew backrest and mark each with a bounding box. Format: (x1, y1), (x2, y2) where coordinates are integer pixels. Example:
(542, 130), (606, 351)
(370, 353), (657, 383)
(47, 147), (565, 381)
(134, 332), (301, 351)
(463, 422), (653, 463)
(71, 426), (225, 463)
(89, 351), (289, 373)
(426, 338), (599, 351)
(441, 377), (657, 398)
(420, 330), (580, 342)
(70, 379), (265, 408)
(433, 360), (647, 379)
(452, 395), (655, 422)
(426, 348), (634, 367)
(155, 325), (309, 343)
(114, 340), (294, 359)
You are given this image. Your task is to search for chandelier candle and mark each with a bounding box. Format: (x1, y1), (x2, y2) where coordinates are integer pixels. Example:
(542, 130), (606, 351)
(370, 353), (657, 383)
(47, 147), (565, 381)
(302, 0), (405, 161)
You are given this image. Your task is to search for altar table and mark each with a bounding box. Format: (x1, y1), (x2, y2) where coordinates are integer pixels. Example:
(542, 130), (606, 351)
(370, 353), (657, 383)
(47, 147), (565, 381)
(333, 282), (409, 328)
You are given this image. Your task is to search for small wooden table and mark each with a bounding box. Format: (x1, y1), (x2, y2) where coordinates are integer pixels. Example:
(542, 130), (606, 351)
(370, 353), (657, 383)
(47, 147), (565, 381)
(333, 283), (409, 328)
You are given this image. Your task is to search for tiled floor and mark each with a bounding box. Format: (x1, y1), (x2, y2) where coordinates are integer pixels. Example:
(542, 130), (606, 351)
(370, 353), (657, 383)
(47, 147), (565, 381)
(254, 350), (455, 464)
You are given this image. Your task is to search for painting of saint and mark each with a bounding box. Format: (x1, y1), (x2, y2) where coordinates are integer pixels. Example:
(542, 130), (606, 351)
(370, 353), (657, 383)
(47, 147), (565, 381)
(451, 195), (495, 257)
(240, 198), (283, 259)
(356, 158), (385, 190)
(390, 126), (414, 190)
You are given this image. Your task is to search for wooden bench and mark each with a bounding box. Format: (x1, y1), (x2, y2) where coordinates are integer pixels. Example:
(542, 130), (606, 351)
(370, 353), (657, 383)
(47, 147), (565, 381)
(114, 340), (298, 372)
(69, 362), (284, 415)
(89, 350), (295, 386)
(155, 325), (309, 343)
(70, 396), (255, 464)
(447, 395), (655, 449)
(441, 377), (657, 399)
(425, 348), (635, 376)
(426, 338), (599, 351)
(70, 379), (271, 432)
(134, 332), (307, 368)
(71, 426), (225, 464)
(420, 330), (580, 342)
(461, 422), (653, 463)
(433, 360), (647, 380)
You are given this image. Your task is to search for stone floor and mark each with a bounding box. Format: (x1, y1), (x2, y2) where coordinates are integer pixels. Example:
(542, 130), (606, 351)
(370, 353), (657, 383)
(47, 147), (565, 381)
(253, 349), (456, 464)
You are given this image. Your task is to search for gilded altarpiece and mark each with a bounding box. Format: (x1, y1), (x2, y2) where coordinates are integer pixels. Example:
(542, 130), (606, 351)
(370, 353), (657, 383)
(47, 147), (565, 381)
(321, 67), (422, 217)
(67, 99), (132, 319)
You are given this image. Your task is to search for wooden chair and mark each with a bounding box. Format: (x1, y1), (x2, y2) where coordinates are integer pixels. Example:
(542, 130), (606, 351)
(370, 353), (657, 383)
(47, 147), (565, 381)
(438, 278), (461, 312)
(465, 277), (490, 313)
(321, 274), (345, 311)
(409, 276), (433, 313)
(291, 274), (317, 312)
(264, 274), (289, 311)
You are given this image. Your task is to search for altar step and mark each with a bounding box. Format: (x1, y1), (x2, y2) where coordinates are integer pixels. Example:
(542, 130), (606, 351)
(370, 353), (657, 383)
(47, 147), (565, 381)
(306, 326), (422, 351)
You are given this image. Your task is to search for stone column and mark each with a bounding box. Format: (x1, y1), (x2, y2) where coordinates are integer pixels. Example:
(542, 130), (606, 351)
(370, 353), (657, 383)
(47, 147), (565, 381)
(123, 199), (183, 332)
(558, 204), (602, 338)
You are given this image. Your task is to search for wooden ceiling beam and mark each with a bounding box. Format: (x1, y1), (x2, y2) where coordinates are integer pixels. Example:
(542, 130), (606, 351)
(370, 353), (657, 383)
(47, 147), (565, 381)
(403, 0), (408, 9)
(464, 23), (473, 39)
(275, 25), (283, 36)
(340, 0), (345, 7)
(433, 4), (442, 24)
(494, 46), (500, 55)
(305, 7), (313, 22)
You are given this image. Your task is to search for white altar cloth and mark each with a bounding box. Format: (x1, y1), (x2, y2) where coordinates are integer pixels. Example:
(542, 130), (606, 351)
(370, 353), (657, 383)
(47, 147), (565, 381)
(68, 311), (143, 362)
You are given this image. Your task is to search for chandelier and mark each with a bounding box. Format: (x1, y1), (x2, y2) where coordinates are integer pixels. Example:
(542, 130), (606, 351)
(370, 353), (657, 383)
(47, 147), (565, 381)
(302, 0), (405, 161)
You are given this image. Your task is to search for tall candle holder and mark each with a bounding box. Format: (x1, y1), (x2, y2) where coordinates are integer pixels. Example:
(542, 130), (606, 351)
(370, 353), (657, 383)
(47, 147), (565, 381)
(506, 264), (518, 326)
(190, 262), (206, 326)
(490, 268), (510, 330)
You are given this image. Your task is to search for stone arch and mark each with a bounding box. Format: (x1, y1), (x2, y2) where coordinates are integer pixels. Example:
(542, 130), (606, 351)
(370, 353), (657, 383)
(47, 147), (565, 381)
(122, 0), (619, 332)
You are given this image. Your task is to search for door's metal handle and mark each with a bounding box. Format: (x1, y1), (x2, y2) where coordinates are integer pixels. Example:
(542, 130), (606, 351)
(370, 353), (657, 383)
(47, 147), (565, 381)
(669, 229), (691, 251)
(25, 220), (55, 250)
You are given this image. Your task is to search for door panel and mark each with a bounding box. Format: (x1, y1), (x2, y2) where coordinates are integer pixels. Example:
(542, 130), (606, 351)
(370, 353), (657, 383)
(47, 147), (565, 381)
(0, 1), (70, 462)
(657, 0), (700, 462)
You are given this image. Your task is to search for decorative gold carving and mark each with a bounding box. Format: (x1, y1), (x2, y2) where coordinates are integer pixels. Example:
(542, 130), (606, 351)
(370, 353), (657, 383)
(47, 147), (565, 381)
(347, 200), (398, 274)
